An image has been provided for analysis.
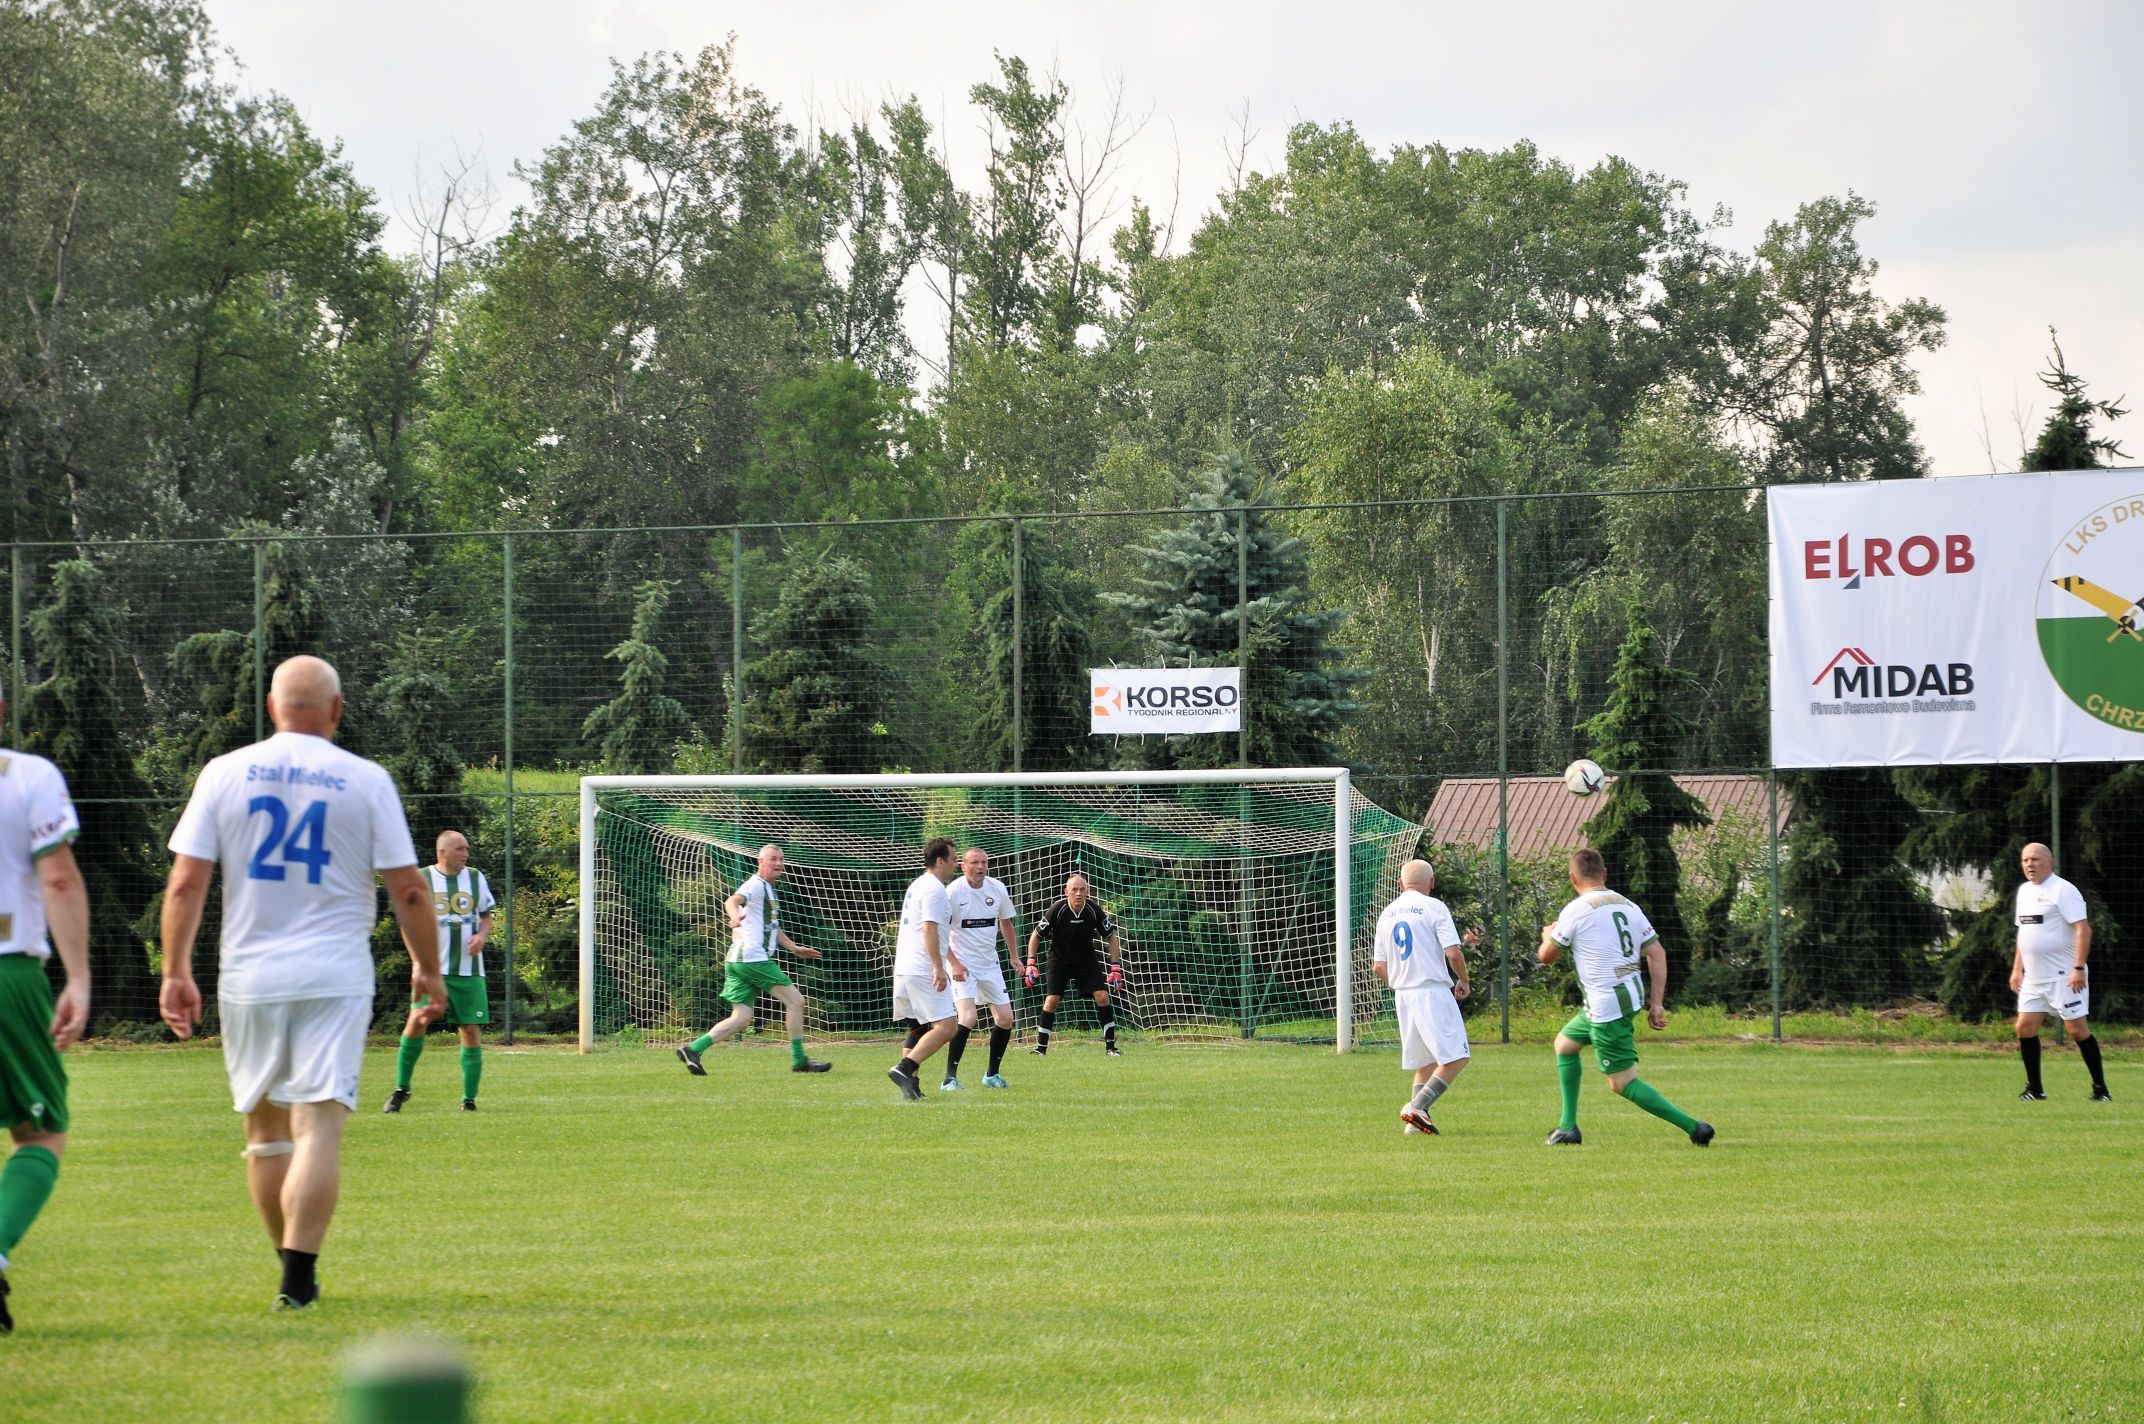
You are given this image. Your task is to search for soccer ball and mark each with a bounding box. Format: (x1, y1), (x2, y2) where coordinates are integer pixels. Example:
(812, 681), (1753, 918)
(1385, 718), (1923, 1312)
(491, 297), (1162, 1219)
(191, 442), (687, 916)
(1563, 758), (1607, 796)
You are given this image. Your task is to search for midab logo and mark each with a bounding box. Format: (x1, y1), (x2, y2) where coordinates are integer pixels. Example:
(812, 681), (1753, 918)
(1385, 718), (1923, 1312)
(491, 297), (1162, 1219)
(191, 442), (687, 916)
(1812, 647), (1974, 698)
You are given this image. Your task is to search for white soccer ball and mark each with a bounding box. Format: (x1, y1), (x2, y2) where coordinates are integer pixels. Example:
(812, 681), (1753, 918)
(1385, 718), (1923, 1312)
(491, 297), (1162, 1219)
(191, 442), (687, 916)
(1563, 758), (1606, 797)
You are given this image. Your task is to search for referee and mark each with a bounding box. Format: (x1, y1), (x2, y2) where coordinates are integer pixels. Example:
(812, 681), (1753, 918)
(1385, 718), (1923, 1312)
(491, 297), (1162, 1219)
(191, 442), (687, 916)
(1024, 873), (1123, 1056)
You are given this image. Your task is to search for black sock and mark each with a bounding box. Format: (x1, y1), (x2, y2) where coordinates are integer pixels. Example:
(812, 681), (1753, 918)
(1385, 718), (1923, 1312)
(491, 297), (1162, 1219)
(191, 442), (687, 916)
(2077, 1034), (2106, 1089)
(988, 1025), (1011, 1074)
(278, 1247), (318, 1302)
(2019, 1034), (2043, 1091)
(946, 1025), (971, 1076)
(902, 1020), (923, 1053)
(1097, 1001), (1116, 1047)
(896, 1055), (920, 1078)
(1037, 1009), (1055, 1050)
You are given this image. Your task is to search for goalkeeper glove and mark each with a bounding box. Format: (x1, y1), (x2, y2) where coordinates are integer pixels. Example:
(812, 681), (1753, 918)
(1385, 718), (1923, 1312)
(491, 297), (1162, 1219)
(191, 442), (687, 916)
(1023, 960), (1038, 988)
(1107, 963), (1124, 989)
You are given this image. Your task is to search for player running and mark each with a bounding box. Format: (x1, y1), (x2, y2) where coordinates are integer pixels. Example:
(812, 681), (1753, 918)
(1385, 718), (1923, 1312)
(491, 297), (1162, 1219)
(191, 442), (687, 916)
(940, 846), (1020, 1091)
(676, 843), (832, 1076)
(886, 837), (960, 1101)
(1537, 848), (1714, 1148)
(0, 732), (88, 1335)
(159, 656), (444, 1311)
(1025, 872), (1123, 1056)
(2011, 841), (2107, 1102)
(386, 829), (496, 1113)
(1372, 859), (1480, 1136)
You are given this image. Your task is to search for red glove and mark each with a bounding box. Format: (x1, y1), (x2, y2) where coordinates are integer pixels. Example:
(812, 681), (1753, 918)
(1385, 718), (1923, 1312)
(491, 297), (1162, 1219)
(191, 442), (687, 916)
(1023, 960), (1038, 989)
(1107, 963), (1124, 990)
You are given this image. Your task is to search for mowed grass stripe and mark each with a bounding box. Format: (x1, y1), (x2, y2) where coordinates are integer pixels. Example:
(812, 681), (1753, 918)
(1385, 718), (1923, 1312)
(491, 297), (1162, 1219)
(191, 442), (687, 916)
(4, 1042), (2138, 1421)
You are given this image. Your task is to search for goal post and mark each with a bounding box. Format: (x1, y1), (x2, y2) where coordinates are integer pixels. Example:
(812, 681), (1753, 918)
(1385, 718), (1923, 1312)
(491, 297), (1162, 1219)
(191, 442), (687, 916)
(577, 769), (1420, 1054)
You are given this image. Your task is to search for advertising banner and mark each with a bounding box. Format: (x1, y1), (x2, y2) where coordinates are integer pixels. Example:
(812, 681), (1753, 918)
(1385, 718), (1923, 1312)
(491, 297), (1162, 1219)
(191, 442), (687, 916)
(1769, 470), (2144, 766)
(1090, 667), (1242, 735)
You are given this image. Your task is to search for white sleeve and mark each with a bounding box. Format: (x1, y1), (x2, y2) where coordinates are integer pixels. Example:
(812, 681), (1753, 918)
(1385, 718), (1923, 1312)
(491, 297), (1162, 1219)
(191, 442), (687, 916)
(1430, 902), (1462, 951)
(370, 770), (419, 871)
(24, 758), (79, 859)
(168, 763), (224, 861)
(477, 872), (497, 915)
(1549, 900), (1580, 947)
(2057, 882), (2088, 925)
(1372, 909), (1392, 966)
(930, 880), (952, 923)
(995, 880), (1013, 921)
(1629, 905), (1661, 946)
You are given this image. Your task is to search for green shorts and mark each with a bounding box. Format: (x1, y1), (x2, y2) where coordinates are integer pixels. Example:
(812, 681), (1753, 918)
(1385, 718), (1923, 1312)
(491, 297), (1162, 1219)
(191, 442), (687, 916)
(0, 954), (68, 1133)
(722, 959), (793, 1005)
(415, 974), (490, 1027)
(1560, 1008), (1638, 1076)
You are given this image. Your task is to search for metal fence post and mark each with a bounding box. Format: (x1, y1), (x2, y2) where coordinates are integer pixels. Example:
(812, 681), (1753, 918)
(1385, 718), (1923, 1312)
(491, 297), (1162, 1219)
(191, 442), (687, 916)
(730, 526), (744, 775)
(502, 534), (516, 1045)
(2049, 761), (2061, 868)
(1236, 507), (1249, 769)
(1010, 516), (1023, 774)
(1496, 499), (1511, 1045)
(1768, 769), (1783, 1042)
(252, 541), (266, 743)
(8, 545), (20, 746)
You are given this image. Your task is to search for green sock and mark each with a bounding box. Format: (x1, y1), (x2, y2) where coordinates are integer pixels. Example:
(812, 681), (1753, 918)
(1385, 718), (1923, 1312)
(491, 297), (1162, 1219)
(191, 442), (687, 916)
(1620, 1078), (1699, 1134)
(460, 1046), (482, 1101)
(1556, 1052), (1584, 1131)
(688, 1033), (716, 1054)
(790, 1037), (808, 1068)
(396, 1034), (425, 1090)
(0, 1144), (60, 1259)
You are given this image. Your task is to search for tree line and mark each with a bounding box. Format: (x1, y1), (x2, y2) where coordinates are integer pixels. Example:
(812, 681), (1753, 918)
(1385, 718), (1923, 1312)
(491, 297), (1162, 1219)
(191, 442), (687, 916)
(1, 1), (2133, 1027)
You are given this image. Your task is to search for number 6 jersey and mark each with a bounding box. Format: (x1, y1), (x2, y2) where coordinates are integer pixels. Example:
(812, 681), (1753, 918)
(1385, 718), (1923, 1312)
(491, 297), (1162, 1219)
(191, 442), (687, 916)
(1549, 888), (1658, 1024)
(169, 729), (418, 1002)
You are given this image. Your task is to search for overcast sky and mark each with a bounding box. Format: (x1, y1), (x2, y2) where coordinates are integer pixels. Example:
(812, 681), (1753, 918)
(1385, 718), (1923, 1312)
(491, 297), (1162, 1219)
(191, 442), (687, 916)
(203, 0), (2144, 478)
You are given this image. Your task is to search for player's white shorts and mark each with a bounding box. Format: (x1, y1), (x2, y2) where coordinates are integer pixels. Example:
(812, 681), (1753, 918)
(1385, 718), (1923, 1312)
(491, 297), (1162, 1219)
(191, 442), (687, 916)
(892, 974), (957, 1025)
(951, 964), (1010, 1008)
(1394, 986), (1469, 1070)
(2018, 967), (2089, 1021)
(220, 994), (372, 1113)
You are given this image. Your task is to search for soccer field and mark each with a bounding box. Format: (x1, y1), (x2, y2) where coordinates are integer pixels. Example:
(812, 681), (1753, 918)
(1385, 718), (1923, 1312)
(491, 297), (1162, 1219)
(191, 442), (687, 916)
(9, 1039), (2140, 1422)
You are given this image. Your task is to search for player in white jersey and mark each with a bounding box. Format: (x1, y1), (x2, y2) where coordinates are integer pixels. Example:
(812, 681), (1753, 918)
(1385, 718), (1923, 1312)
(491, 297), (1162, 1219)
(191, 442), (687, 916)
(674, 843), (830, 1075)
(2010, 842), (2105, 1102)
(939, 846), (1020, 1091)
(1372, 860), (1481, 1137)
(1537, 847), (1714, 1148)
(159, 657), (443, 1311)
(385, 830), (498, 1113)
(885, 837), (959, 1101)
(0, 732), (89, 1336)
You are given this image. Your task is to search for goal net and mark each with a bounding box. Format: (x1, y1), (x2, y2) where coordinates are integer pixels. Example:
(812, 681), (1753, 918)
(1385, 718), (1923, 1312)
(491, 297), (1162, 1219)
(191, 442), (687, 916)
(578, 770), (1421, 1053)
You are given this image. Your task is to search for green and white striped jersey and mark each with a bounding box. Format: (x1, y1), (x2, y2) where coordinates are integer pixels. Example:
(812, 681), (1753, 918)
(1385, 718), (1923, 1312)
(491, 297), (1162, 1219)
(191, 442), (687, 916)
(726, 874), (780, 964)
(422, 865), (496, 977)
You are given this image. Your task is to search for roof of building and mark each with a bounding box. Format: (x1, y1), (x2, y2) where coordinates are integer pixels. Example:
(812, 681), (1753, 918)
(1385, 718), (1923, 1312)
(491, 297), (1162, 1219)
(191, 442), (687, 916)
(1423, 774), (1792, 857)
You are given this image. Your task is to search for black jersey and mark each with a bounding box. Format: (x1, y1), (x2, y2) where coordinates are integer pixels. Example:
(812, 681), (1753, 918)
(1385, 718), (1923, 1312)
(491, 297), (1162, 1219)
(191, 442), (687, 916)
(1038, 897), (1116, 953)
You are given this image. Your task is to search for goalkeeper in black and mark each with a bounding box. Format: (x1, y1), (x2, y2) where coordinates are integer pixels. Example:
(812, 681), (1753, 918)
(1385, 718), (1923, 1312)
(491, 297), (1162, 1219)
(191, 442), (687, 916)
(1025, 872), (1123, 1056)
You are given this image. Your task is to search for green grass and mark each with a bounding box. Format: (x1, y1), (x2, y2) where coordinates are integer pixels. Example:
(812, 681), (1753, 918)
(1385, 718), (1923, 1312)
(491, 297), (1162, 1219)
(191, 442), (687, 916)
(8, 1038), (2141, 1421)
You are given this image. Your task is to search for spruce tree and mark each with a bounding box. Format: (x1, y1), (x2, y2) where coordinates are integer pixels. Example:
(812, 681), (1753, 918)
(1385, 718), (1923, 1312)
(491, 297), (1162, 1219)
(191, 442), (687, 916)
(369, 629), (475, 839)
(956, 515), (1100, 772)
(1107, 449), (1358, 768)
(582, 580), (696, 775)
(18, 561), (161, 1023)
(1581, 609), (1709, 993)
(741, 557), (886, 773)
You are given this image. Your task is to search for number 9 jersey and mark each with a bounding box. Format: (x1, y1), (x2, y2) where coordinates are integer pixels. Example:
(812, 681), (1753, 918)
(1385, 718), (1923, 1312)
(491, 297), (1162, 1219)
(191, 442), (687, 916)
(169, 729), (419, 1003)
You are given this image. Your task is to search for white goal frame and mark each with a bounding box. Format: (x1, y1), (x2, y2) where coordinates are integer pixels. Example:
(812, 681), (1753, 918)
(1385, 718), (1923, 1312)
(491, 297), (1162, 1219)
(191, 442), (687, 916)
(579, 767), (1359, 1054)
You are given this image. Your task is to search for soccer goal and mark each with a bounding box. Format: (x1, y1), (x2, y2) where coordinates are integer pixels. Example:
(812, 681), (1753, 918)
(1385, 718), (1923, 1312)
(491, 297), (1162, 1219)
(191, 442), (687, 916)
(578, 769), (1421, 1054)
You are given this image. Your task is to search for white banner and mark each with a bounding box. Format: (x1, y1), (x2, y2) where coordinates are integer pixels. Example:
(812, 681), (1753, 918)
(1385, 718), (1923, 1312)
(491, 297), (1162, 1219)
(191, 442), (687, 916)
(1090, 667), (1242, 735)
(1769, 469), (2144, 767)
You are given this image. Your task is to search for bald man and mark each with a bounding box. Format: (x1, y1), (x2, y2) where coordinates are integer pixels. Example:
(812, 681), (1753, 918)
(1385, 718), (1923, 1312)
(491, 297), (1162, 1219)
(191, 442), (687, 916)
(677, 844), (831, 1075)
(161, 655), (442, 1311)
(2011, 842), (2106, 1102)
(1372, 860), (1482, 1136)
(385, 829), (497, 1113)
(1025, 872), (1123, 1057)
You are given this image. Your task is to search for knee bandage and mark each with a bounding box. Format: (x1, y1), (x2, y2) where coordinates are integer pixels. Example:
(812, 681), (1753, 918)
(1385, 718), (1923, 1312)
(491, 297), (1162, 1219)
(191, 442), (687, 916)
(241, 1140), (295, 1161)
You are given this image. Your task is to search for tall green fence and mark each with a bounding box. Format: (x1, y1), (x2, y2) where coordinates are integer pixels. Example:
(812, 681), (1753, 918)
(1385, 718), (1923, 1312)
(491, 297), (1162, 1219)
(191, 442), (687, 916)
(7, 487), (2132, 1041)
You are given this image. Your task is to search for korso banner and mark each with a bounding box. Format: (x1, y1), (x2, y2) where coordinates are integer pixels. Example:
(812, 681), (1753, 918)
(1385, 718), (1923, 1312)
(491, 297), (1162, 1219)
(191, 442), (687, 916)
(1090, 667), (1242, 735)
(1769, 469), (2144, 767)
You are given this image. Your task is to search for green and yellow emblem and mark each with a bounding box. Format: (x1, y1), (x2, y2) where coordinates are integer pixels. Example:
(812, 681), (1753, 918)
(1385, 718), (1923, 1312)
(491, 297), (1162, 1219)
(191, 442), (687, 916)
(2040, 492), (2144, 732)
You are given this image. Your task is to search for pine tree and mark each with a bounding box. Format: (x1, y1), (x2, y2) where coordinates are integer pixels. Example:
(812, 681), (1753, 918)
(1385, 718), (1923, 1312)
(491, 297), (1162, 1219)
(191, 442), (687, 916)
(957, 515), (1100, 772)
(741, 557), (886, 773)
(1581, 609), (1709, 993)
(18, 561), (162, 1024)
(368, 628), (474, 840)
(2022, 329), (2129, 472)
(1107, 449), (1358, 768)
(582, 580), (695, 774)
(1776, 772), (1944, 1007)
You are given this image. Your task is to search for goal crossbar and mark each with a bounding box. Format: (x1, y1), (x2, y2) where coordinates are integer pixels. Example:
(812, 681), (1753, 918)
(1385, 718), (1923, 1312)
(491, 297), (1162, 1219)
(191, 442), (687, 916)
(579, 768), (1376, 1054)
